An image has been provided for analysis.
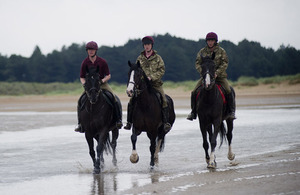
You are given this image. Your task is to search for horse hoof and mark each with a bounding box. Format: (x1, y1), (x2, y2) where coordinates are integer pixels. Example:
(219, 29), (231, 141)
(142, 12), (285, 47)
(93, 168), (101, 174)
(207, 161), (217, 169)
(206, 158), (210, 165)
(130, 154), (139, 164)
(228, 153), (235, 161)
(100, 164), (104, 170)
(207, 164), (216, 169)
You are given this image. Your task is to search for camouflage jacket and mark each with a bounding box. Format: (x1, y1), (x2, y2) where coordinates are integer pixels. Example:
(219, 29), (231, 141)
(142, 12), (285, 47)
(136, 50), (165, 87)
(195, 43), (229, 78)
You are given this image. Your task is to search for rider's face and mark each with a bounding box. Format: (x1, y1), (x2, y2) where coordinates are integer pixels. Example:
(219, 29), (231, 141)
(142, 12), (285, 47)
(206, 39), (216, 48)
(143, 44), (152, 52)
(87, 49), (97, 57)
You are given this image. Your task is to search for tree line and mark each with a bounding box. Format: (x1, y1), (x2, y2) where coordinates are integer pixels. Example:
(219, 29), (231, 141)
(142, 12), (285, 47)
(0, 33), (299, 83)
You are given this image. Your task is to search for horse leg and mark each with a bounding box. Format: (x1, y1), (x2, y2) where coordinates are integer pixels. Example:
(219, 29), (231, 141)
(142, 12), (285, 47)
(94, 134), (105, 174)
(85, 134), (96, 166)
(207, 124), (219, 169)
(200, 124), (210, 164)
(154, 139), (162, 165)
(226, 119), (235, 161)
(111, 128), (119, 166)
(130, 129), (139, 163)
(149, 137), (156, 168)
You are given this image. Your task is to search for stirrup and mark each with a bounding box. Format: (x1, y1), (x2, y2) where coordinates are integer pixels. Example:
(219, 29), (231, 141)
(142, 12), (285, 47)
(164, 123), (171, 133)
(227, 112), (236, 120)
(187, 112), (196, 121)
(124, 122), (132, 130)
(116, 120), (123, 129)
(74, 124), (84, 133)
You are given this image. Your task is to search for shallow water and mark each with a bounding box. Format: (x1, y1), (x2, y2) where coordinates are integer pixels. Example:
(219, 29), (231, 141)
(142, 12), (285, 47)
(0, 108), (300, 194)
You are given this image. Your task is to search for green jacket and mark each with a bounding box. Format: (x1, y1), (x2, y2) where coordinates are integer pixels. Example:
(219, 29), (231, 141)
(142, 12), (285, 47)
(136, 50), (165, 87)
(195, 44), (229, 78)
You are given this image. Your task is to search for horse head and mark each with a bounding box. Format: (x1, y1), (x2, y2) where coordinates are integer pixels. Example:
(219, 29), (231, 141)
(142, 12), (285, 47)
(85, 66), (102, 104)
(201, 53), (216, 90)
(126, 60), (150, 97)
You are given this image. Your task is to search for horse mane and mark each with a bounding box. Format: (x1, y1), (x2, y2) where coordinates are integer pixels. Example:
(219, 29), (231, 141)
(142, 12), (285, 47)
(200, 52), (215, 64)
(140, 68), (154, 92)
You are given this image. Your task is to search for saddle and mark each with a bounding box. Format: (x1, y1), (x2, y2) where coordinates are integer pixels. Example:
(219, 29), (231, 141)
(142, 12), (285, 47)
(78, 90), (115, 110)
(102, 90), (114, 107)
(152, 88), (171, 107)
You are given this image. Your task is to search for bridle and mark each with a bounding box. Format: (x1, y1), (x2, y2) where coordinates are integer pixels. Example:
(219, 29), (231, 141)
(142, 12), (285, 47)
(85, 75), (102, 104)
(202, 64), (216, 90)
(128, 68), (148, 97)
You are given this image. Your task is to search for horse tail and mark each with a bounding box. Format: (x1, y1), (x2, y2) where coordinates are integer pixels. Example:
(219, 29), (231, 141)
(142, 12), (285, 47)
(219, 121), (227, 148)
(157, 127), (166, 152)
(166, 94), (176, 126)
(156, 136), (165, 152)
(103, 132), (113, 155)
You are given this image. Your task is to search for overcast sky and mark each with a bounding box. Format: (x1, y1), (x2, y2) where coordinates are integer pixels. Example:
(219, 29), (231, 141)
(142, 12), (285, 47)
(1, 0), (299, 57)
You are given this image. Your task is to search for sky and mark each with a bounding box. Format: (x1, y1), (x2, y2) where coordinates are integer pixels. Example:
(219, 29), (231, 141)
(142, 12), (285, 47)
(1, 0), (299, 57)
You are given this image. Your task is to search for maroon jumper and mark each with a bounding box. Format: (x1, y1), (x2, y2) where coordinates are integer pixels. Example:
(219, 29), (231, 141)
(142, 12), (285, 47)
(80, 56), (110, 79)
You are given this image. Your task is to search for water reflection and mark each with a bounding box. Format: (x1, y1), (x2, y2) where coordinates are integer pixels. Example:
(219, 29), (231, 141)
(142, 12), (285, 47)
(91, 174), (117, 195)
(87, 170), (166, 194)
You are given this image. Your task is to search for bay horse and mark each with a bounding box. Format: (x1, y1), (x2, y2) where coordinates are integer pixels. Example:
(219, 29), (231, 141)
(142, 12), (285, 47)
(126, 61), (176, 168)
(197, 55), (235, 168)
(79, 66), (120, 174)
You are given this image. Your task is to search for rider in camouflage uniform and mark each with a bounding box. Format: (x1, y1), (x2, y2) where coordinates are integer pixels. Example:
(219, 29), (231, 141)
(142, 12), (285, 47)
(187, 32), (236, 121)
(124, 36), (171, 133)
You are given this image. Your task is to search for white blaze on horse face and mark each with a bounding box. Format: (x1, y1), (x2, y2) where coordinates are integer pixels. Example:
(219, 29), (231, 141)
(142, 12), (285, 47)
(126, 71), (135, 97)
(205, 73), (211, 88)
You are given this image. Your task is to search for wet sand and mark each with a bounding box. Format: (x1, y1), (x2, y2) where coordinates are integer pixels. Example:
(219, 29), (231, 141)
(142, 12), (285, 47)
(0, 83), (300, 194)
(121, 145), (300, 195)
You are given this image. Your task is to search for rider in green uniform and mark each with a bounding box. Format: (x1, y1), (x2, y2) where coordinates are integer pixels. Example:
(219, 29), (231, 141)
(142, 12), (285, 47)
(124, 36), (171, 133)
(187, 32), (236, 121)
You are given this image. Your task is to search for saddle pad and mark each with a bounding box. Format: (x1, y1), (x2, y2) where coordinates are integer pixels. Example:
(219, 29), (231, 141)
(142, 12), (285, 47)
(196, 85), (227, 104)
(216, 84), (227, 104)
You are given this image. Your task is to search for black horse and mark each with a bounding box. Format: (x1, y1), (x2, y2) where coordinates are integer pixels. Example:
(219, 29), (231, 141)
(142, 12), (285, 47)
(197, 55), (235, 168)
(126, 61), (176, 168)
(79, 67), (120, 174)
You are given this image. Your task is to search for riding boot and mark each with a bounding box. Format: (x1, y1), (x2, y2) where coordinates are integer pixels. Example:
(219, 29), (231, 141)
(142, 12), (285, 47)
(114, 101), (123, 129)
(74, 102), (84, 133)
(226, 91), (236, 120)
(124, 100), (133, 130)
(162, 107), (172, 133)
(187, 91), (197, 121)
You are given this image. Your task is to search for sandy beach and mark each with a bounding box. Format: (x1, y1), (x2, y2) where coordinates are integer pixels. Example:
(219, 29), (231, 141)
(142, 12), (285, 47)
(0, 83), (299, 194)
(0, 82), (300, 112)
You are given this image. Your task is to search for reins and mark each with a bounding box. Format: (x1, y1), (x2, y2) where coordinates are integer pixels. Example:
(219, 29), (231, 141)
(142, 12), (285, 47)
(131, 70), (148, 97)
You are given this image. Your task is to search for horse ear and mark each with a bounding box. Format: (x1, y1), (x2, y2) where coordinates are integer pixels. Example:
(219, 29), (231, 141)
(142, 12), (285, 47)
(137, 61), (141, 67)
(211, 52), (215, 60)
(96, 65), (99, 73)
(128, 60), (133, 68)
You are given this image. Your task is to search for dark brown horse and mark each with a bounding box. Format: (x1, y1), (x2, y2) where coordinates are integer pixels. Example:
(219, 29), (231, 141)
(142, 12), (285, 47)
(79, 67), (120, 174)
(197, 55), (235, 168)
(126, 61), (176, 168)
